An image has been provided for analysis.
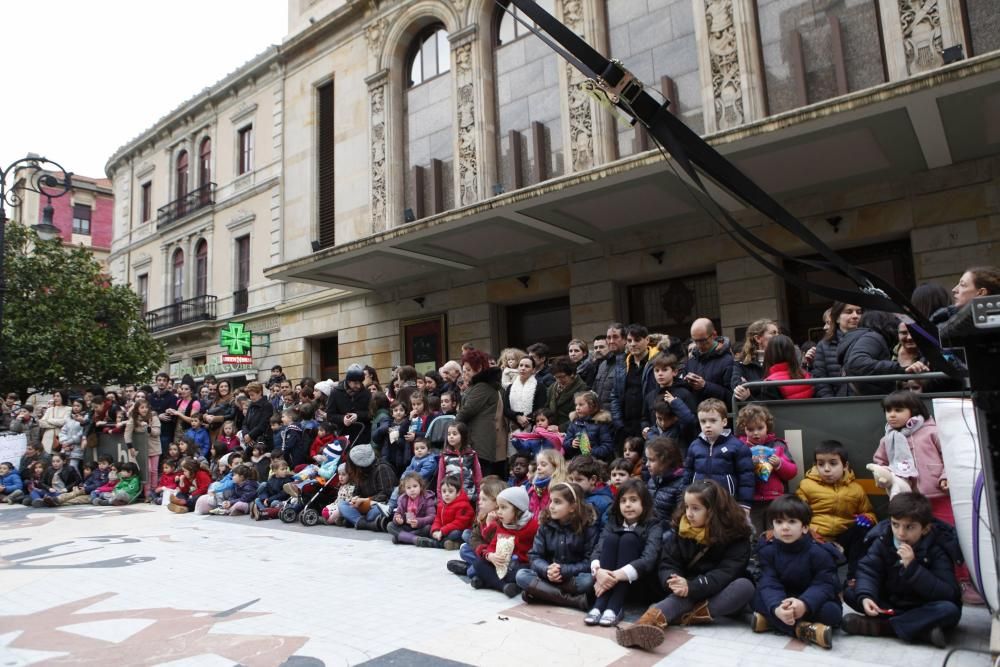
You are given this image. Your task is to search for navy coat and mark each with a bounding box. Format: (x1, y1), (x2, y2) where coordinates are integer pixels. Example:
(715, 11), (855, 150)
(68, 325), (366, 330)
(684, 337), (735, 404)
(683, 431), (754, 504)
(649, 468), (687, 530)
(529, 519), (600, 579)
(756, 533), (842, 615)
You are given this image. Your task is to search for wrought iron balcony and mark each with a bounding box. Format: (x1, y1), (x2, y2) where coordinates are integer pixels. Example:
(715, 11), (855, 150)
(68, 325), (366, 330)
(144, 295), (217, 333)
(233, 288), (248, 315)
(157, 182), (215, 227)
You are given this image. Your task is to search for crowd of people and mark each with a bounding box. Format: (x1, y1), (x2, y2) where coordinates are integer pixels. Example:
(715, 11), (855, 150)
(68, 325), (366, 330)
(0, 265), (997, 652)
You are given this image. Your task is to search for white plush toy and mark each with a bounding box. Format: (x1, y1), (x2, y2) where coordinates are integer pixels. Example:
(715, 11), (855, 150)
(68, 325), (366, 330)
(866, 463), (912, 499)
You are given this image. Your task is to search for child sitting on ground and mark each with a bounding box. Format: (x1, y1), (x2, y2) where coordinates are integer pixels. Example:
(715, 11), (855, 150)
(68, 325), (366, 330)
(528, 448), (568, 518)
(736, 404), (797, 532)
(608, 459), (632, 495)
(795, 440), (876, 582)
(0, 462), (23, 503)
(438, 422), (482, 503)
(388, 437), (437, 512)
(61, 456), (114, 505)
(567, 456), (614, 531)
(684, 399), (754, 511)
(508, 453), (531, 488)
(152, 459), (180, 505)
(209, 465), (258, 516)
(622, 437), (644, 479)
(447, 476), (507, 578)
(31, 452), (82, 507)
(468, 485), (540, 597)
(751, 495), (842, 649)
(168, 458), (211, 514)
(217, 420), (240, 452)
(252, 459), (292, 519)
(645, 437), (687, 530)
(92, 462), (142, 506)
(843, 492), (962, 648)
(322, 464), (355, 526)
(388, 472), (437, 545)
(418, 474), (474, 549)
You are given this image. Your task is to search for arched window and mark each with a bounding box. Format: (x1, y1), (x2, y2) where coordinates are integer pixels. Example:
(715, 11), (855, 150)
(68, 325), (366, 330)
(194, 239), (208, 297)
(198, 138), (211, 189)
(407, 26), (450, 87)
(404, 23), (455, 220)
(172, 248), (185, 303)
(496, 0), (553, 45)
(494, 0), (562, 191)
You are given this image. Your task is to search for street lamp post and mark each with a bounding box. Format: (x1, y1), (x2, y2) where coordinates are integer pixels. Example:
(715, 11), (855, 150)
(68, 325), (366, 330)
(0, 155), (73, 345)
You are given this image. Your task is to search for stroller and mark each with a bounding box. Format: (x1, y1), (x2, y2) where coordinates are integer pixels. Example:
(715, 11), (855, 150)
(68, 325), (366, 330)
(278, 421), (364, 525)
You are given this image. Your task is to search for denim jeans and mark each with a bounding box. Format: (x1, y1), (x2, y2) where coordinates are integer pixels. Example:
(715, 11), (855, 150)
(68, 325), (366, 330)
(337, 500), (383, 526)
(515, 567), (594, 594)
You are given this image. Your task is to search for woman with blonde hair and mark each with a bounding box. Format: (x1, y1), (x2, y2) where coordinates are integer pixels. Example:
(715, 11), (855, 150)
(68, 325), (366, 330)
(732, 319), (778, 402)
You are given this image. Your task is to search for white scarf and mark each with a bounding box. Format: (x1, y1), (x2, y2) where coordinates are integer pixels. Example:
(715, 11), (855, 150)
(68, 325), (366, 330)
(508, 376), (537, 417)
(884, 415), (924, 479)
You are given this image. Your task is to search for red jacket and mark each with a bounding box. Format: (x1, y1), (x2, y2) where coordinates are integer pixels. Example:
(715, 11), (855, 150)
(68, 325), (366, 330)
(431, 490), (475, 535)
(310, 433), (336, 459)
(482, 516), (539, 565)
(177, 469), (211, 496)
(764, 363), (815, 400)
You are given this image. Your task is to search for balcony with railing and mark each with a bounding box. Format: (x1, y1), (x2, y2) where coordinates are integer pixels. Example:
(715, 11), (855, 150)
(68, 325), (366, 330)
(144, 295), (217, 333)
(232, 288), (248, 315)
(157, 182), (216, 228)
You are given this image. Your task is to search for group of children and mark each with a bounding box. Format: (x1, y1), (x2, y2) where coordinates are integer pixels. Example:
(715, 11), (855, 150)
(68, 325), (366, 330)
(0, 386), (978, 652)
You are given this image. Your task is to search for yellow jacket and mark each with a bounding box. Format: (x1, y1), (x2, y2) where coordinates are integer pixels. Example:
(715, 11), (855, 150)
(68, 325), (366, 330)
(795, 466), (876, 538)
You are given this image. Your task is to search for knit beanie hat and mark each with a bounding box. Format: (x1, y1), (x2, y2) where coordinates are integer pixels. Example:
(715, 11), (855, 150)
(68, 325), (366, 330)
(497, 485), (529, 514)
(348, 444), (375, 468)
(345, 364), (365, 383)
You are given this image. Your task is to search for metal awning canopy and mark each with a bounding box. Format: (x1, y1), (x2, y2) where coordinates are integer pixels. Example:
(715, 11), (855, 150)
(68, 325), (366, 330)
(265, 53), (1000, 294)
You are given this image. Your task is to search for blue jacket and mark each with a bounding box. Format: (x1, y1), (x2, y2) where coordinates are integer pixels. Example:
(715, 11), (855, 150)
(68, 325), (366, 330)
(403, 452), (438, 483)
(82, 468), (109, 494)
(1, 469), (23, 493)
(684, 430), (754, 504)
(529, 518), (600, 579)
(562, 410), (615, 461)
(641, 386), (697, 440)
(208, 471), (235, 496)
(685, 337), (735, 404)
(377, 417), (412, 477)
(257, 475), (290, 504)
(280, 422), (307, 468)
(755, 533), (842, 615)
(586, 485), (615, 531)
(854, 519), (962, 610)
(649, 467), (687, 529)
(186, 426), (211, 458)
(232, 478), (259, 503)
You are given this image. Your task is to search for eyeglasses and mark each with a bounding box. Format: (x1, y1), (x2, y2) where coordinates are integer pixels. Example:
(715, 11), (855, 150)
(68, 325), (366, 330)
(692, 337), (711, 344)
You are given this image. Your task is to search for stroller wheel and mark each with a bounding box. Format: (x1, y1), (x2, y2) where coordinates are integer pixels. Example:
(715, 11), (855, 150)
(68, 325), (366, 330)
(279, 506), (299, 523)
(300, 508), (320, 526)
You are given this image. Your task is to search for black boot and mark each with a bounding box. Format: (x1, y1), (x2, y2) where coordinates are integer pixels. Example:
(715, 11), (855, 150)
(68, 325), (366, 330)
(355, 518), (370, 530)
(523, 579), (589, 611)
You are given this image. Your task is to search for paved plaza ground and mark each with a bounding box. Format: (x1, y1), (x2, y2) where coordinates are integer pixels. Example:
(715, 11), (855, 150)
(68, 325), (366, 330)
(0, 504), (992, 666)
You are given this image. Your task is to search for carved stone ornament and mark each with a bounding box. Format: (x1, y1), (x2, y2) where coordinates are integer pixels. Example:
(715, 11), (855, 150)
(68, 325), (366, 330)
(899, 0), (944, 74)
(453, 43), (479, 206)
(364, 18), (388, 56)
(705, 0), (743, 130)
(561, 0), (594, 172)
(451, 0), (468, 12)
(369, 82), (387, 231)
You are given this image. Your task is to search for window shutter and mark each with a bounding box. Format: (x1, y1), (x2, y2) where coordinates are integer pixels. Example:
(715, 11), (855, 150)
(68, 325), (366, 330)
(317, 80), (336, 249)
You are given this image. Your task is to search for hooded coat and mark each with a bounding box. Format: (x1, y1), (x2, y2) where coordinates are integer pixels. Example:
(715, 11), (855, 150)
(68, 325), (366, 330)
(755, 532), (843, 616)
(795, 466), (876, 538)
(562, 410), (615, 461)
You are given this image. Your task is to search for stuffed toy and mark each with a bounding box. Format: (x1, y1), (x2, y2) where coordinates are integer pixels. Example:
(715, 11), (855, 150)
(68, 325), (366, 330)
(866, 462), (911, 499)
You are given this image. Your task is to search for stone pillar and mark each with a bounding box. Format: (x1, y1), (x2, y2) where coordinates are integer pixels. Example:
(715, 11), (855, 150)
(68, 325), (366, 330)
(878, 0), (970, 80)
(692, 0), (767, 133)
(366, 69), (390, 233)
(450, 25), (483, 207)
(716, 256), (784, 342)
(559, 0), (597, 173)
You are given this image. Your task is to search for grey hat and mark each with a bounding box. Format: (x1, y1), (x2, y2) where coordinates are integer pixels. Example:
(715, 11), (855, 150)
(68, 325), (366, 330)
(348, 443), (376, 468)
(345, 364), (365, 383)
(497, 486), (530, 514)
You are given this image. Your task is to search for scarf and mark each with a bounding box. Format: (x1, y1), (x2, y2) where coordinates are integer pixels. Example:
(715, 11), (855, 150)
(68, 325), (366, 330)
(678, 516), (709, 545)
(532, 476), (551, 493)
(502, 509), (533, 531)
(508, 376), (537, 417)
(884, 415), (924, 479)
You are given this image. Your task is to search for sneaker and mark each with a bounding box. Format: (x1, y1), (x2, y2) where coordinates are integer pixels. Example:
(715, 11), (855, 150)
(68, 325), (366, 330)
(447, 560), (468, 576)
(283, 482), (300, 497)
(599, 609), (624, 627)
(842, 613), (891, 637)
(414, 537), (437, 548)
(6, 490), (24, 504)
(751, 612), (769, 633)
(168, 503), (189, 514)
(928, 626), (946, 649)
(584, 608), (603, 626)
(250, 503), (261, 520)
(443, 540), (461, 551)
(31, 499), (45, 508)
(469, 577), (485, 589)
(795, 622), (832, 649)
(961, 582), (986, 606)
(209, 508), (227, 515)
(502, 583), (521, 598)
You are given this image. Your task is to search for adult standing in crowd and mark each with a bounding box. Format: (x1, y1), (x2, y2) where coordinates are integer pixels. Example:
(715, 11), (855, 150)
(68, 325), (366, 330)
(611, 324), (656, 440)
(438, 360), (462, 396)
(203, 379), (237, 440)
(165, 378), (202, 430)
(241, 382), (275, 449)
(528, 343), (555, 390)
(684, 318), (735, 405)
(547, 356), (588, 429)
(593, 323), (626, 411)
(503, 355), (547, 431)
(732, 319), (778, 402)
(838, 311), (928, 396)
(326, 364), (372, 443)
(456, 349), (507, 476)
(149, 372), (179, 451)
(568, 339), (596, 388)
(938, 266), (1000, 340)
(811, 302), (862, 398)
(38, 390), (70, 453)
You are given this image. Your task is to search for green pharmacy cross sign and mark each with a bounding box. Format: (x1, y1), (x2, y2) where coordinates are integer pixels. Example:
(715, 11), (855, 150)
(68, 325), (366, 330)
(220, 322), (253, 364)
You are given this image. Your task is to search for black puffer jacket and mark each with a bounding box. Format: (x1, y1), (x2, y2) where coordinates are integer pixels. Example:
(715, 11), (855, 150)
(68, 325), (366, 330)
(326, 380), (372, 442)
(685, 337), (735, 404)
(529, 518), (600, 579)
(242, 396), (274, 447)
(811, 332), (850, 398)
(658, 528), (751, 601)
(837, 327), (904, 396)
(591, 515), (664, 578)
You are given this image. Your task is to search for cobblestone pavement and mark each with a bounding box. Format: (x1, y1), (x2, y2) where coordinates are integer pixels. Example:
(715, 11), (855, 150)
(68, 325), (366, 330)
(0, 505), (992, 666)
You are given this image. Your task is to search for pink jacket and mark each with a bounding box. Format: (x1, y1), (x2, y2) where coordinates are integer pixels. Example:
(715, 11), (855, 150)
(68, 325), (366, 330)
(873, 418), (945, 499)
(739, 434), (798, 501)
(764, 363), (815, 400)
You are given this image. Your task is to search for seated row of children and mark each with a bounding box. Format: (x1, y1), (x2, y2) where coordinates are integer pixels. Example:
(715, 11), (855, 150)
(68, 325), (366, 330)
(0, 451), (141, 507)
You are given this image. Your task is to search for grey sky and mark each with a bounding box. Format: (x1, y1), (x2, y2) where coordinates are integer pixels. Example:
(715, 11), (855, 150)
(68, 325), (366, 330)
(1, 1), (288, 180)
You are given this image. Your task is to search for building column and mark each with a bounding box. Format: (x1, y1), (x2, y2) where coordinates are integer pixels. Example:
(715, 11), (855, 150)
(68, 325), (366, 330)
(716, 256), (784, 343)
(878, 0), (969, 80)
(450, 25), (485, 207)
(692, 0), (767, 133)
(366, 69), (390, 233)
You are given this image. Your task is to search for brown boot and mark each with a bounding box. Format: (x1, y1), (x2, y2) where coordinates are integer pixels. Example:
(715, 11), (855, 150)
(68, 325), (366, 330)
(615, 606), (667, 651)
(679, 600), (712, 626)
(795, 621), (832, 649)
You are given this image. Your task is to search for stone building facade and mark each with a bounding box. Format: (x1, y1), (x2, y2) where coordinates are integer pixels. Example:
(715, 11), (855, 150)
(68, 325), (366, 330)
(108, 0), (1000, 384)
